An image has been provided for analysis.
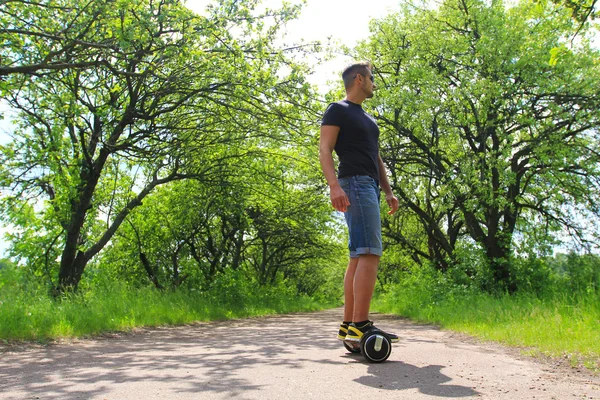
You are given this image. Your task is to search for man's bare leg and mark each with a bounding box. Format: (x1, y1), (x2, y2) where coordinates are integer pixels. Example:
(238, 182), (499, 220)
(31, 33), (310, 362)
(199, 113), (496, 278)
(352, 254), (380, 322)
(343, 257), (359, 322)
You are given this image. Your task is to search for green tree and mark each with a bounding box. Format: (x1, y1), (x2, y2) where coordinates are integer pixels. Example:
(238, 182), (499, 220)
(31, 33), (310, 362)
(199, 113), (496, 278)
(0, 0), (318, 293)
(102, 144), (342, 294)
(544, 0), (597, 26)
(353, 0), (600, 292)
(245, 165), (336, 286)
(104, 175), (249, 290)
(0, 0), (111, 78)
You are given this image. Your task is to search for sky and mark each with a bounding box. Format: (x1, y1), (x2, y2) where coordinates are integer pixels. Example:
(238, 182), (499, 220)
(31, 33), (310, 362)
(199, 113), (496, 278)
(185, 0), (403, 90)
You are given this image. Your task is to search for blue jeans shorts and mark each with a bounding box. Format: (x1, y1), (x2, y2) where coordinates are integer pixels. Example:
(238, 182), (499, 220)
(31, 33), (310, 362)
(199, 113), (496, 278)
(338, 175), (382, 258)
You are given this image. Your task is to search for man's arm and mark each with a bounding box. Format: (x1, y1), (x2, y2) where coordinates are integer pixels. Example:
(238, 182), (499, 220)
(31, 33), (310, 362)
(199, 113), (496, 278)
(378, 154), (399, 215)
(319, 125), (350, 212)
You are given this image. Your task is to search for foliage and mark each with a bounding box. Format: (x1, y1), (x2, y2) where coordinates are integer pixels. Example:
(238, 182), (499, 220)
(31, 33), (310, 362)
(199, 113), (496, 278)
(351, 0), (600, 292)
(543, 0), (598, 25)
(546, 252), (600, 293)
(373, 252), (600, 371)
(374, 286), (600, 371)
(100, 151), (346, 295)
(0, 0), (322, 293)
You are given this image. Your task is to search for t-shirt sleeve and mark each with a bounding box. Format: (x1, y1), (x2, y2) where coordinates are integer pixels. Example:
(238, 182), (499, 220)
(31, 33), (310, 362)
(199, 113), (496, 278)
(321, 103), (343, 127)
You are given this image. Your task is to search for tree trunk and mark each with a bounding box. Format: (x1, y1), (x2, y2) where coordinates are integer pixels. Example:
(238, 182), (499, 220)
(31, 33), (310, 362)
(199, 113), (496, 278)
(485, 240), (516, 294)
(259, 238), (268, 285)
(231, 230), (244, 270)
(140, 252), (163, 290)
(172, 250), (180, 288)
(57, 252), (88, 294)
(56, 148), (110, 294)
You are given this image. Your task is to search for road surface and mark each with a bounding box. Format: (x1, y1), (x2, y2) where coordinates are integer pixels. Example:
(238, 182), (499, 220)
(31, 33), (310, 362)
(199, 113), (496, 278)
(1, 308), (598, 399)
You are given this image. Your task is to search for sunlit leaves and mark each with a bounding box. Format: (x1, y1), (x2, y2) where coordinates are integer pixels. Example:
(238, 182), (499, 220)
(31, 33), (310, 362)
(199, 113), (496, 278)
(351, 0), (600, 290)
(0, 0), (322, 292)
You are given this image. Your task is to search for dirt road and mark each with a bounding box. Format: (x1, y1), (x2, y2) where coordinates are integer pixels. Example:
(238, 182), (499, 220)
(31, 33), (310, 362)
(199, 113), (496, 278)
(1, 308), (598, 399)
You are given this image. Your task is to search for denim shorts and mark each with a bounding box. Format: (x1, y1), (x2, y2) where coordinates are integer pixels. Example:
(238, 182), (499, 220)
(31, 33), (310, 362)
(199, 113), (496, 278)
(338, 175), (382, 258)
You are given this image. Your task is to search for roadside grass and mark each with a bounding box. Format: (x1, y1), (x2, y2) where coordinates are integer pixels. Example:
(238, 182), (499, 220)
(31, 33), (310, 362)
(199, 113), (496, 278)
(0, 280), (340, 342)
(372, 288), (600, 372)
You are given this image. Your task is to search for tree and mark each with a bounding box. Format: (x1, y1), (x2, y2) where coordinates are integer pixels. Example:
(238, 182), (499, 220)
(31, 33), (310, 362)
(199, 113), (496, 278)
(545, 0), (598, 27)
(0, 0), (113, 78)
(245, 166), (335, 286)
(105, 175), (250, 290)
(0, 0), (318, 293)
(102, 142), (342, 293)
(353, 0), (600, 291)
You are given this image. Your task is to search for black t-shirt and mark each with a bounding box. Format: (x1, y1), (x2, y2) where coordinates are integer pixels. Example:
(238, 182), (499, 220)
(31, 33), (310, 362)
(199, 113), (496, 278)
(321, 99), (380, 182)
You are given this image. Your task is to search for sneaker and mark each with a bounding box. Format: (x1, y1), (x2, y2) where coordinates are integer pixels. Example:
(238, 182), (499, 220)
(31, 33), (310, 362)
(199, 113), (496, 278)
(337, 322), (349, 340)
(345, 321), (399, 343)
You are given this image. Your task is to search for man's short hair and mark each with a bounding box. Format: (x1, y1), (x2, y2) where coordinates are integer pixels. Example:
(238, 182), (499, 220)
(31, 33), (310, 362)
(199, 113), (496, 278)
(342, 62), (372, 89)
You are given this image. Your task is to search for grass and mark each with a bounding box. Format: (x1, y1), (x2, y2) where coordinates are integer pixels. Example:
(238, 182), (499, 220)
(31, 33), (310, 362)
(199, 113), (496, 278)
(0, 281), (340, 342)
(372, 287), (600, 372)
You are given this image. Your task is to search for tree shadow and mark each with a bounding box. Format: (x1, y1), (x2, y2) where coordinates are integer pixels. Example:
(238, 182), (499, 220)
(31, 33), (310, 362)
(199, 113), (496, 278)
(0, 309), (477, 399)
(0, 310), (339, 399)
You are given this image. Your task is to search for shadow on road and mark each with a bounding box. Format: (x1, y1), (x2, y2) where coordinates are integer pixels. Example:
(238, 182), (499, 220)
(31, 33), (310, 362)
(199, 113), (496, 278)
(354, 361), (478, 397)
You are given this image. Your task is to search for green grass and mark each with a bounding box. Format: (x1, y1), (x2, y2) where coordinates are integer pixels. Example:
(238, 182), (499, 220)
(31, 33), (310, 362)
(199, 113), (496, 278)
(373, 288), (600, 372)
(0, 281), (340, 342)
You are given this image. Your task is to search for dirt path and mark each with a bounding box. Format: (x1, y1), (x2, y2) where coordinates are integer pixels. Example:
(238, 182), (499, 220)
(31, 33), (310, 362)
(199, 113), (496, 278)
(1, 308), (598, 399)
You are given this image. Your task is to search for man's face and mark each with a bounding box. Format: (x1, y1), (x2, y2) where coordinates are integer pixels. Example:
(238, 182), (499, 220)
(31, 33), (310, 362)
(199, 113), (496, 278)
(359, 68), (376, 98)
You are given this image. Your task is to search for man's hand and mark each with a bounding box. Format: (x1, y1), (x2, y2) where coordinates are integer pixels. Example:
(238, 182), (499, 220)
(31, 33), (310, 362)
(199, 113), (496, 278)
(330, 184), (350, 212)
(385, 193), (399, 215)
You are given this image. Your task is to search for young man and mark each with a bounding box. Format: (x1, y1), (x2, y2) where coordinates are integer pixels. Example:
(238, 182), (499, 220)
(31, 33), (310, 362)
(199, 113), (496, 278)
(319, 62), (400, 343)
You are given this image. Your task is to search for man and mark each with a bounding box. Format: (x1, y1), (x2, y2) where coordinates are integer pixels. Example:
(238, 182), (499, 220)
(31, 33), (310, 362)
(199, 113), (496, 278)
(319, 62), (400, 344)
